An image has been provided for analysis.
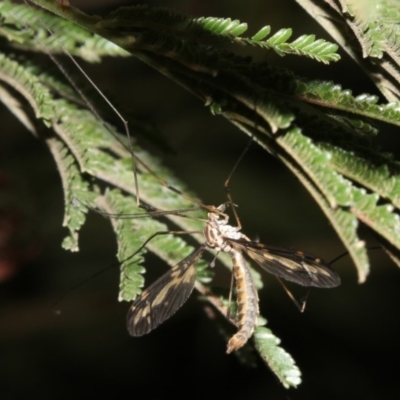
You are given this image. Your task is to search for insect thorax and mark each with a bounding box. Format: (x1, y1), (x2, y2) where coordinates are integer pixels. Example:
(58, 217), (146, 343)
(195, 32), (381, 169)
(204, 203), (242, 252)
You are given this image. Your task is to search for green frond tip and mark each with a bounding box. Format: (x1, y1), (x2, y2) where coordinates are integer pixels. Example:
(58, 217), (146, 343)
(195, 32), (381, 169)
(197, 16), (248, 37)
(253, 327), (301, 388)
(45, 138), (97, 252)
(289, 35), (340, 63)
(253, 96), (295, 133)
(0, 53), (54, 126)
(299, 81), (400, 127)
(244, 27), (339, 63)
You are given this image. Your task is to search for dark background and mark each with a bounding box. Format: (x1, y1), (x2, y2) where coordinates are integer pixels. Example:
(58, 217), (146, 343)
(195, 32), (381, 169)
(1, 1), (399, 399)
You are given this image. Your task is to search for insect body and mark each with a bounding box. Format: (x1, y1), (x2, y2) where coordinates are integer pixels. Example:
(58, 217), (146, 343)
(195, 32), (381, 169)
(127, 202), (340, 353)
(204, 203), (259, 353)
(126, 202), (252, 351)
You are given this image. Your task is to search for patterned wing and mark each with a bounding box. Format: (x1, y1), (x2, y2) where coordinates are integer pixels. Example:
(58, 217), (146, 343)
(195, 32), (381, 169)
(127, 245), (206, 336)
(228, 239), (340, 288)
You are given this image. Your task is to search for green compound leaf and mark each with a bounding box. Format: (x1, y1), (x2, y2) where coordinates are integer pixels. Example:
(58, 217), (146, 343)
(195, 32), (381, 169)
(46, 138), (96, 252)
(253, 327), (302, 389)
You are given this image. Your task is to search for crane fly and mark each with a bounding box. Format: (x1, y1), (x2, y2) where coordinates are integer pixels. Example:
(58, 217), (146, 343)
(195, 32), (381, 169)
(26, 0), (341, 354)
(127, 203), (340, 353)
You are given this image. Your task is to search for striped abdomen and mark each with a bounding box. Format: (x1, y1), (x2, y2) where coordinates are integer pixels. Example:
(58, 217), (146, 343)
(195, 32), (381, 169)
(226, 249), (259, 354)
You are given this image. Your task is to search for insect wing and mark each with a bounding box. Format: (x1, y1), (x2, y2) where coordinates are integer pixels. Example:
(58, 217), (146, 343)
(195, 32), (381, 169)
(227, 239), (340, 288)
(126, 245), (206, 336)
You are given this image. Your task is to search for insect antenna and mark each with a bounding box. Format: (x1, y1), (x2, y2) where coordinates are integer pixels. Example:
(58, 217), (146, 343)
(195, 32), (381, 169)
(223, 136), (254, 230)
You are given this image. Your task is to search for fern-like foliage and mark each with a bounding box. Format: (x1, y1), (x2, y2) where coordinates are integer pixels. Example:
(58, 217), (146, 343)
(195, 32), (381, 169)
(253, 327), (302, 388)
(196, 17), (339, 63)
(0, 0), (128, 60)
(2, 0), (400, 388)
(295, 0), (400, 102)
